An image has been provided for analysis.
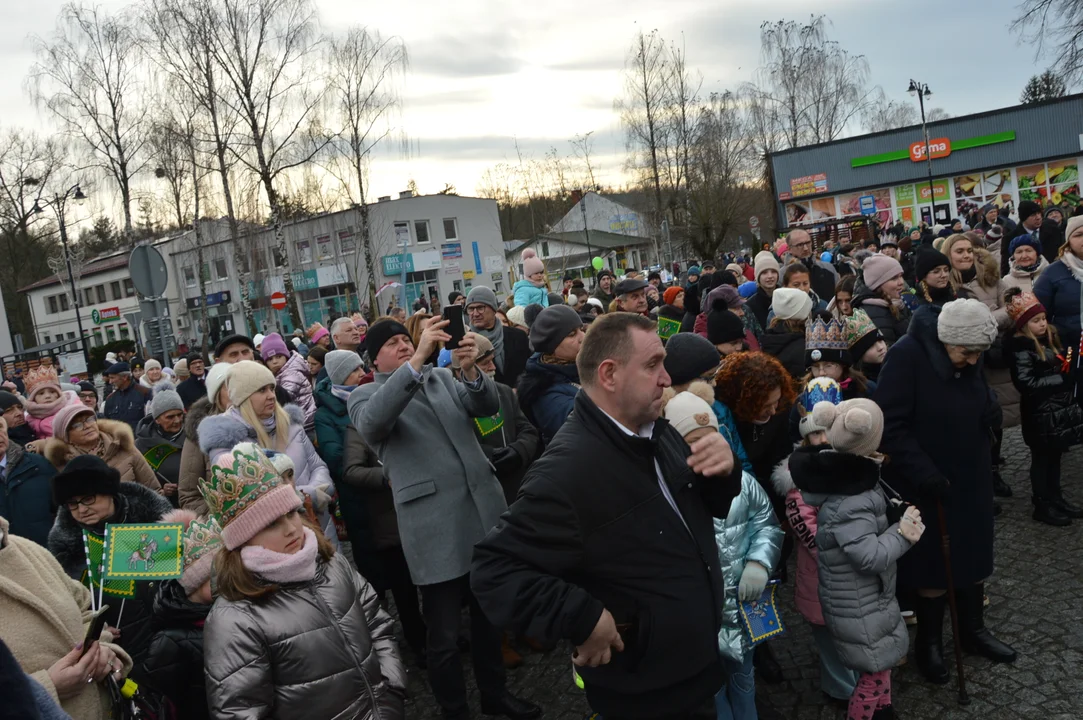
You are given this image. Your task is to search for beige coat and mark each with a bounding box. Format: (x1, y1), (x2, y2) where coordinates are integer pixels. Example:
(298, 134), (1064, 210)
(42, 420), (161, 491)
(0, 517), (133, 720)
(1001, 256), (1050, 294)
(178, 397), (215, 516)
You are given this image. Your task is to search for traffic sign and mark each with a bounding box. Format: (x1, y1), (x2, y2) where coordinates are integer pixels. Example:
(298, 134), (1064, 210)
(749, 215), (760, 228)
(129, 245), (169, 298)
(859, 195), (877, 216)
(270, 292), (287, 310)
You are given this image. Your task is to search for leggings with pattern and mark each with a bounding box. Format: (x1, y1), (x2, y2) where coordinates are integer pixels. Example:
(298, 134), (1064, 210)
(848, 669), (891, 720)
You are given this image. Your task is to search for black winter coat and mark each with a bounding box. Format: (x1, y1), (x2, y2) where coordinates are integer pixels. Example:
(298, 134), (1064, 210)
(494, 324), (531, 389)
(1006, 335), (1083, 451)
(471, 391), (742, 718)
(472, 382), (540, 504)
(760, 327), (805, 380)
(851, 293), (911, 347)
(745, 287), (772, 330)
(138, 580), (210, 720)
(176, 375), (207, 409)
(874, 305), (999, 589)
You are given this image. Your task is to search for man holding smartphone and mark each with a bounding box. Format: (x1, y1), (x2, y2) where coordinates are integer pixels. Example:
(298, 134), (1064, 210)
(349, 317), (541, 720)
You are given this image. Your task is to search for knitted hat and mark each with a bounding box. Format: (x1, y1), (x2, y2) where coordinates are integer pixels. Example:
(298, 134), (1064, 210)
(162, 509), (223, 594)
(173, 358), (189, 378)
(226, 360), (276, 408)
(986, 224), (1004, 241)
(0, 391), (21, 413)
(663, 390), (720, 437)
(521, 248), (545, 276)
(706, 285), (744, 311)
(798, 377), (842, 438)
(754, 251), (780, 281)
(366, 320), (411, 363)
(260, 333), (290, 361)
(352, 313), (368, 331)
(771, 288), (814, 321)
(130, 357), (145, 371)
(804, 317), (851, 367)
(937, 299), (998, 348)
(861, 255), (903, 291)
(77, 380), (96, 395)
(149, 381), (184, 418)
(1005, 290), (1046, 331)
(843, 309), (884, 361)
(529, 305), (583, 355)
(52, 454), (120, 506)
(1018, 200), (1042, 221)
(914, 248), (951, 281)
(325, 349), (363, 385)
(205, 362), (232, 409)
(524, 303), (546, 327)
(812, 398), (883, 457)
(663, 286), (683, 306)
(52, 404), (96, 442)
(264, 448), (295, 478)
(200, 443), (303, 550)
(687, 265), (701, 277)
(738, 281), (758, 299)
(707, 309), (746, 346)
(453, 334), (494, 370)
(307, 322), (329, 345)
(506, 305), (527, 328)
(25, 366), (60, 401)
(547, 291), (565, 307)
(597, 268), (615, 281)
(1066, 215), (1083, 241)
(663, 333), (721, 386)
(144, 359), (162, 372)
(448, 290), (465, 305)
(1008, 233), (1042, 258)
(253, 334), (266, 350)
(214, 334), (255, 358)
(466, 285), (499, 312)
(725, 263), (743, 277)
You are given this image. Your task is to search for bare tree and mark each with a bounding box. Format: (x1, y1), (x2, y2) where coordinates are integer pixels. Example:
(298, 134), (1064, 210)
(570, 131), (599, 191)
(28, 3), (148, 242)
(862, 90), (919, 133)
(661, 39), (701, 225)
(1013, 0), (1083, 87)
(926, 108), (952, 122)
(324, 25), (408, 320)
(148, 117), (190, 228)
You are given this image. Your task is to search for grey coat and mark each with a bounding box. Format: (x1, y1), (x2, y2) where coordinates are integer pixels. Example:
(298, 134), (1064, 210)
(204, 552), (406, 720)
(348, 362), (505, 585)
(791, 447), (911, 674)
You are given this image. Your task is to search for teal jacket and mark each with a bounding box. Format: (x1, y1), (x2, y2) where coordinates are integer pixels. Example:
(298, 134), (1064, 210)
(712, 399), (753, 474)
(512, 279), (549, 308)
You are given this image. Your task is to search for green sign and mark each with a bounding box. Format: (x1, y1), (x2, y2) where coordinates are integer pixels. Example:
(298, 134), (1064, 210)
(894, 184), (915, 206)
(104, 523), (184, 580)
(657, 316), (681, 341)
(851, 131), (1016, 169)
(382, 253), (414, 276)
(473, 411), (505, 437)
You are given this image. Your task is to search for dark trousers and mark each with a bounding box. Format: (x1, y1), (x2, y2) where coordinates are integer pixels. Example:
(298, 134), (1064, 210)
(1030, 448), (1064, 499)
(420, 574), (506, 718)
(603, 698), (717, 720)
(378, 546), (427, 652)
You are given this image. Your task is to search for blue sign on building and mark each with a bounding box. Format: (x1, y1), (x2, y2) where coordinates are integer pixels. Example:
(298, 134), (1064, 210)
(472, 242), (482, 274)
(859, 195), (877, 215)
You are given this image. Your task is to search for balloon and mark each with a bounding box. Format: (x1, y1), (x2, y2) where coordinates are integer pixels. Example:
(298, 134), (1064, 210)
(820, 251), (833, 263)
(591, 256), (604, 271)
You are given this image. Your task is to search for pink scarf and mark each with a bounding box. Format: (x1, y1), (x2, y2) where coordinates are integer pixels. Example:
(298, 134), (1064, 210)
(24, 390), (75, 419)
(240, 526), (319, 583)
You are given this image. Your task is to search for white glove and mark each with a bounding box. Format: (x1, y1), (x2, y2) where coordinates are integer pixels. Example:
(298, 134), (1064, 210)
(309, 486), (333, 513)
(738, 561), (769, 602)
(898, 506), (925, 544)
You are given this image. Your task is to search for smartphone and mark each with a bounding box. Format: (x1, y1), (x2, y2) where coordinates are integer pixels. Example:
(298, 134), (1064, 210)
(442, 305), (466, 350)
(80, 605), (110, 658)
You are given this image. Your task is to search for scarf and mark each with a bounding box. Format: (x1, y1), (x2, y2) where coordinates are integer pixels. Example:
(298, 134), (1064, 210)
(475, 320), (506, 373)
(959, 265), (978, 284)
(1062, 251), (1083, 284)
(540, 354), (576, 366)
(922, 282), (957, 306)
(331, 384), (355, 402)
(1012, 259), (1043, 275)
(24, 391), (70, 419)
(74, 436), (107, 459)
(240, 526), (319, 583)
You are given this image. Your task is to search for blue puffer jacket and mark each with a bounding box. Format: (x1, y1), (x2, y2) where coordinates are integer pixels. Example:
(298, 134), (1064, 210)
(516, 354), (580, 443)
(1033, 258), (1082, 367)
(714, 471), (783, 661)
(0, 443), (57, 547)
(512, 279), (549, 308)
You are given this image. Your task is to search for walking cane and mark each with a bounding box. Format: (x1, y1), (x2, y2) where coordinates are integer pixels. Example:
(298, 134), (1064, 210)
(936, 498), (970, 706)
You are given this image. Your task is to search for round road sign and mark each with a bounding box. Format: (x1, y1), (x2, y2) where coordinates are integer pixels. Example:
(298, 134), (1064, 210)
(129, 244), (169, 297)
(749, 215), (760, 228)
(270, 292), (287, 310)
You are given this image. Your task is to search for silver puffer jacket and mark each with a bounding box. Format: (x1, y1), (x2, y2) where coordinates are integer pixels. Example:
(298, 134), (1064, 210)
(713, 471), (784, 662)
(204, 552), (406, 719)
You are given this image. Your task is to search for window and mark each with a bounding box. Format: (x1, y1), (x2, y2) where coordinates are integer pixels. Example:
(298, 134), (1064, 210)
(296, 239), (312, 264)
(110, 281), (122, 300)
(105, 326), (116, 343)
(214, 258), (229, 280)
(61, 294), (70, 311)
(47, 296), (58, 314)
(96, 285), (106, 303)
(541, 241), (550, 258)
(67, 332), (75, 340)
(119, 325), (130, 339)
(123, 278), (135, 297)
(92, 330), (103, 348)
(494, 281), (504, 294)
(201, 263), (211, 282)
(393, 222), (410, 247)
(84, 288), (94, 306)
(414, 220), (431, 244)
(443, 218), (458, 240)
(339, 229), (356, 254)
(44, 334), (51, 344)
(239, 253), (251, 274)
(452, 280), (463, 292)
(272, 247), (287, 268)
(317, 235), (333, 260)
(183, 267), (196, 287)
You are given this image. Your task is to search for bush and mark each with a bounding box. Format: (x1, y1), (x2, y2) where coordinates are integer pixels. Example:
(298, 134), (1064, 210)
(88, 340), (137, 376)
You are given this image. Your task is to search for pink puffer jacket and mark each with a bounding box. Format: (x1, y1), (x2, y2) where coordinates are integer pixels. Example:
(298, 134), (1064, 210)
(772, 457), (823, 625)
(25, 390), (83, 439)
(275, 352), (316, 431)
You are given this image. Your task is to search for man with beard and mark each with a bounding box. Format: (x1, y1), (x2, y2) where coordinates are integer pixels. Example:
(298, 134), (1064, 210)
(591, 269), (617, 311)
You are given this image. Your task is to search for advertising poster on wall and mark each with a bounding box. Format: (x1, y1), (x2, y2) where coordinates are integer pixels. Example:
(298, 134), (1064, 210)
(839, 189), (891, 225)
(785, 197), (837, 224)
(790, 173), (828, 197)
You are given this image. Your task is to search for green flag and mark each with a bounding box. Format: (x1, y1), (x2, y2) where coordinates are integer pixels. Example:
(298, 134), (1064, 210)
(657, 316), (681, 341)
(473, 410), (505, 437)
(82, 531), (137, 599)
(104, 524), (184, 580)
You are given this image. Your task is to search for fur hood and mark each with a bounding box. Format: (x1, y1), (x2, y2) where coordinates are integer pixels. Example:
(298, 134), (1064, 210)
(183, 396), (215, 443)
(788, 445), (881, 501)
(770, 457), (796, 496)
(42, 418), (137, 470)
(971, 246), (1002, 290)
(659, 380), (716, 415)
(197, 403), (305, 456)
(47, 481), (173, 578)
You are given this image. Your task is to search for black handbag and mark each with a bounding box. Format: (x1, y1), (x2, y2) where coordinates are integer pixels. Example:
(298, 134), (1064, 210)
(107, 677), (177, 720)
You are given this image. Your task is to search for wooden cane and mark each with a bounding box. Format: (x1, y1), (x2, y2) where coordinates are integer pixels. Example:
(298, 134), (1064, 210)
(936, 498), (970, 705)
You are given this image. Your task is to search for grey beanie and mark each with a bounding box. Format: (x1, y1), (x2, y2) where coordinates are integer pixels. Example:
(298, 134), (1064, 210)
(937, 299), (998, 348)
(149, 381), (184, 418)
(529, 305), (583, 355)
(325, 349), (363, 385)
(466, 286), (499, 312)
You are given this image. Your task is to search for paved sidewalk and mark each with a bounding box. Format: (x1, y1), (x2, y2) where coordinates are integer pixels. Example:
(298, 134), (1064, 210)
(397, 428), (1083, 719)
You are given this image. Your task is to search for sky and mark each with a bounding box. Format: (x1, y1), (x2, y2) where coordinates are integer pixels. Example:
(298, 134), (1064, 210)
(0, 0), (1053, 222)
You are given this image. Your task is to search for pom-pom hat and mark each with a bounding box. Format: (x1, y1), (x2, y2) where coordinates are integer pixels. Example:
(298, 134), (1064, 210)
(811, 398), (883, 457)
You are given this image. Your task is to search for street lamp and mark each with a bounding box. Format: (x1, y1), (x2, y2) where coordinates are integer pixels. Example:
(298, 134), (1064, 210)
(31, 184), (91, 376)
(908, 80), (938, 225)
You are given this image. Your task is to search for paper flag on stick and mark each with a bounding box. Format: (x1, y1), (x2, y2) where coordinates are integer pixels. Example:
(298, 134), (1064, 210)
(739, 581), (785, 646)
(82, 531), (137, 599)
(657, 316), (681, 341)
(104, 523), (184, 580)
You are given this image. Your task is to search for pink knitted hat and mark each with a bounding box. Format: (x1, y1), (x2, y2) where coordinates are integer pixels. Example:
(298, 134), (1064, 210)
(521, 248), (545, 277)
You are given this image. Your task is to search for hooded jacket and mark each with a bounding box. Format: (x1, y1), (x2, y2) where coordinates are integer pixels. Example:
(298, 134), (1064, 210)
(760, 326), (806, 380)
(516, 354), (581, 444)
(0, 442), (57, 547)
(771, 458), (823, 625)
(138, 579), (211, 720)
(789, 446), (910, 673)
(1002, 255), (1049, 294)
(512, 278), (549, 308)
(1033, 258), (1083, 372)
(178, 397), (216, 516)
(275, 352), (316, 431)
(43, 419), (161, 491)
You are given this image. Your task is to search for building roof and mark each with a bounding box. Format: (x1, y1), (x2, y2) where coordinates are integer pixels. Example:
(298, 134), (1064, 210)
(18, 253), (130, 293)
(540, 230), (653, 251)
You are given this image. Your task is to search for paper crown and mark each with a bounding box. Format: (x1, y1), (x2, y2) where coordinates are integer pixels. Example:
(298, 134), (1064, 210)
(25, 365), (60, 398)
(805, 317), (848, 352)
(800, 377), (842, 413)
(1005, 291), (1045, 330)
(843, 309), (880, 349)
(199, 444), (291, 530)
(182, 516), (223, 572)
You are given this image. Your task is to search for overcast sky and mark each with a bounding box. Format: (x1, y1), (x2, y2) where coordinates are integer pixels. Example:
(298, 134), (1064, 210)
(0, 0), (1048, 215)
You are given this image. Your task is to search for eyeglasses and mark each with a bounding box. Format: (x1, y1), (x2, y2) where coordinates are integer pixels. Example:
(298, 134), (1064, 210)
(70, 417), (97, 432)
(466, 305), (488, 315)
(791, 241), (813, 250)
(65, 495), (97, 511)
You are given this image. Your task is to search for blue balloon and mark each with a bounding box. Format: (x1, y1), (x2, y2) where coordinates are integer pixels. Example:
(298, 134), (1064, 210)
(820, 251), (833, 263)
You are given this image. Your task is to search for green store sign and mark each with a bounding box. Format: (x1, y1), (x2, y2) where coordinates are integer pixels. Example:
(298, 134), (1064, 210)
(851, 131), (1016, 169)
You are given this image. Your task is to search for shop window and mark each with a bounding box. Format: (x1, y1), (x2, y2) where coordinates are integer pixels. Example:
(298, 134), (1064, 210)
(96, 285), (107, 303)
(443, 218), (458, 240)
(124, 278), (136, 297)
(214, 257), (229, 280)
(110, 281), (122, 300)
(339, 228), (356, 254)
(59, 294), (70, 311)
(296, 239), (312, 264)
(272, 247), (287, 268)
(414, 220), (431, 244)
(317, 235), (333, 260)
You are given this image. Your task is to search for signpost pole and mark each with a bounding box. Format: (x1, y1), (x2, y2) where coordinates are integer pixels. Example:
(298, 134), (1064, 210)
(580, 193), (594, 280)
(910, 79), (937, 222)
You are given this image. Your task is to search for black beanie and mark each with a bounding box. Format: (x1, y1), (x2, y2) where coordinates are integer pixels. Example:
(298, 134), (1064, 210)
(1018, 200), (1042, 221)
(914, 248), (951, 282)
(366, 320), (411, 365)
(663, 333), (721, 386)
(77, 381), (96, 395)
(0, 390), (22, 412)
(52, 455), (121, 506)
(448, 291), (464, 305)
(707, 308), (746, 345)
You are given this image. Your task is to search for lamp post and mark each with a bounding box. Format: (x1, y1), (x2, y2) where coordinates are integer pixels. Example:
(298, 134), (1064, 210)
(908, 79), (937, 224)
(32, 184), (91, 375)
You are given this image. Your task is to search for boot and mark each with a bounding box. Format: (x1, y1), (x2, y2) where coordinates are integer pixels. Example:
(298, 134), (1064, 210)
(1033, 498), (1072, 527)
(1050, 484), (1083, 519)
(992, 470), (1012, 497)
(753, 642), (784, 684)
(871, 706), (898, 719)
(958, 584), (1016, 663)
(501, 633), (524, 669)
(913, 594), (950, 684)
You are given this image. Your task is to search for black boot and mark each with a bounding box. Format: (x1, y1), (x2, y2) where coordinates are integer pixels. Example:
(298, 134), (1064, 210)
(753, 642), (784, 684)
(992, 470), (1012, 497)
(958, 584), (1016, 663)
(1050, 480), (1083, 518)
(480, 692), (542, 720)
(914, 594), (950, 684)
(1033, 497), (1072, 526)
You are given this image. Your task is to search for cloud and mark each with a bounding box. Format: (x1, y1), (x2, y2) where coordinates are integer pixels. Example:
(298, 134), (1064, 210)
(409, 33), (525, 78)
(406, 88), (493, 108)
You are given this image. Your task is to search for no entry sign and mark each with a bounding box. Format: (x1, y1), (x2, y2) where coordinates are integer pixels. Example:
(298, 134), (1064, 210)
(270, 291), (287, 310)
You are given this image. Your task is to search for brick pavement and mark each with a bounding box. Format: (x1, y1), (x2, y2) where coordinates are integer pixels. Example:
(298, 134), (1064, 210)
(395, 428), (1083, 719)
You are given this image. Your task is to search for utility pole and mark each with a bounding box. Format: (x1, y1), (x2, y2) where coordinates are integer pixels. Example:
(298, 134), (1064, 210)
(580, 191), (594, 281)
(909, 79), (937, 223)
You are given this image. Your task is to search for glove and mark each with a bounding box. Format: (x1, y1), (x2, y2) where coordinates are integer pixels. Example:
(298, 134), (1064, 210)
(309, 486), (333, 513)
(738, 561), (769, 602)
(490, 447), (522, 475)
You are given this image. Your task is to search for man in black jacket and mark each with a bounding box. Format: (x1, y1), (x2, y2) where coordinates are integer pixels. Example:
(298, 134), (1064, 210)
(786, 228), (838, 301)
(175, 352), (208, 409)
(466, 286), (530, 388)
(472, 313), (742, 720)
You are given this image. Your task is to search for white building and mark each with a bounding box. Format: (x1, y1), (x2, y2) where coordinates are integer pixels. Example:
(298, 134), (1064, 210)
(0, 280), (13, 360)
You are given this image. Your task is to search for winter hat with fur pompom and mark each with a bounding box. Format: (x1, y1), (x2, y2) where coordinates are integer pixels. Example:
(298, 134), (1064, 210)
(811, 398), (883, 458)
(521, 248), (545, 277)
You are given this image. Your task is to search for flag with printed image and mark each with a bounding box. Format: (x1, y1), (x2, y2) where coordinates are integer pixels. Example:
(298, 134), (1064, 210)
(657, 315), (681, 341)
(739, 581), (785, 646)
(104, 523), (184, 580)
(82, 531), (137, 598)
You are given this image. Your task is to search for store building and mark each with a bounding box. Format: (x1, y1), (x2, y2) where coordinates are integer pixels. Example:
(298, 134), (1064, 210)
(767, 93), (1083, 236)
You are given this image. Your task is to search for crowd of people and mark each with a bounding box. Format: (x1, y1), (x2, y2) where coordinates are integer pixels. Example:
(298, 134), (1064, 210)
(0, 206), (1081, 720)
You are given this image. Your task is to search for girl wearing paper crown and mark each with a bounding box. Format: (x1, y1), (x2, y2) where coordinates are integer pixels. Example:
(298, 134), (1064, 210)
(843, 310), (888, 384)
(201, 443), (406, 719)
(512, 249), (550, 308)
(661, 391), (782, 720)
(1004, 288), (1083, 526)
(137, 509), (222, 719)
(789, 399), (924, 720)
(22, 364), (82, 439)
